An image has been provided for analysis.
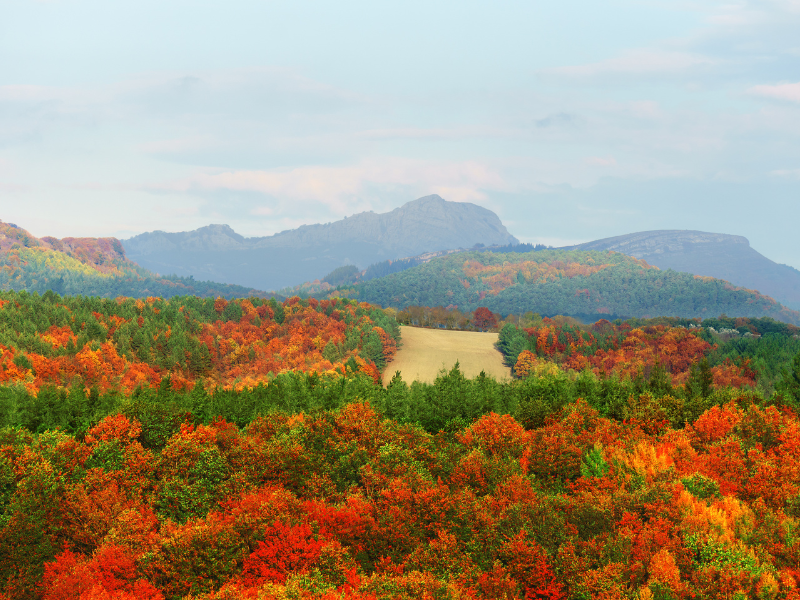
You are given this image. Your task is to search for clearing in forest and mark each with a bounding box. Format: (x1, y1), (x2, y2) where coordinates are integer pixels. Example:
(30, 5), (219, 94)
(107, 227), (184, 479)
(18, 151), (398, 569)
(382, 325), (511, 385)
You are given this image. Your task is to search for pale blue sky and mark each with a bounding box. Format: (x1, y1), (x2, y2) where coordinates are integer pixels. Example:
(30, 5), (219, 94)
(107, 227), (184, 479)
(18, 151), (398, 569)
(1, 0), (799, 269)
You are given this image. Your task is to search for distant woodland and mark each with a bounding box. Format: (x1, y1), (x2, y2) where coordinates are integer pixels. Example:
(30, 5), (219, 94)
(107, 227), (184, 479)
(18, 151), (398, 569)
(0, 292), (397, 398)
(322, 250), (800, 325)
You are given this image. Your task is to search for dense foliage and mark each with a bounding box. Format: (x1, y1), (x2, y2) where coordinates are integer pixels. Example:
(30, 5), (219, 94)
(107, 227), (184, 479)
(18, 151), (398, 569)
(498, 316), (800, 396)
(0, 221), (266, 299)
(3, 283), (800, 598)
(322, 249), (800, 325)
(3, 374), (800, 598)
(0, 291), (398, 395)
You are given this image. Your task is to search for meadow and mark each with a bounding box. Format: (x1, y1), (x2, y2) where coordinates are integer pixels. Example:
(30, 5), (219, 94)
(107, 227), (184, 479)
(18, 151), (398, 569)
(381, 326), (510, 385)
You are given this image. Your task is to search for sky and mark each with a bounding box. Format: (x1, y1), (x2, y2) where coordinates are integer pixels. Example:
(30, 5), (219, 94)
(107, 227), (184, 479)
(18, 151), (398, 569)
(1, 0), (799, 268)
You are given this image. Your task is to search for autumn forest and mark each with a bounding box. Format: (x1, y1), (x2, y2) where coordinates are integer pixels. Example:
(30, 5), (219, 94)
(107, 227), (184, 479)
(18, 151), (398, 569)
(0, 284), (799, 599)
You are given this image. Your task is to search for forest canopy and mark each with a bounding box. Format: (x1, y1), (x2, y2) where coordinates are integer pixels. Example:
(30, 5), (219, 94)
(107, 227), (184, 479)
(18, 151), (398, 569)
(319, 249), (800, 326)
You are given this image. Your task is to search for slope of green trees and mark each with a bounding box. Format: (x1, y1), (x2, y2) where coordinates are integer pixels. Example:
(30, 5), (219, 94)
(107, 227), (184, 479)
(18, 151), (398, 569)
(322, 249), (800, 325)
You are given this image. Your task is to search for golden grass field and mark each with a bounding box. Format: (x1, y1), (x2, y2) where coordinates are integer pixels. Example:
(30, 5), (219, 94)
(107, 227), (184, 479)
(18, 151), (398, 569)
(382, 325), (511, 385)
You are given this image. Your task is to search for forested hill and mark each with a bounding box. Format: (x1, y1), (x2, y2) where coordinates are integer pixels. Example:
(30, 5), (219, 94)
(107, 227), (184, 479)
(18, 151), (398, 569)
(0, 220), (269, 299)
(568, 229), (800, 310)
(321, 249), (800, 325)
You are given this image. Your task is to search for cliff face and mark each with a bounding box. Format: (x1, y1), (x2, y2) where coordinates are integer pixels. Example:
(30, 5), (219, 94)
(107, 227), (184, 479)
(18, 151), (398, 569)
(570, 230), (800, 310)
(122, 195), (518, 291)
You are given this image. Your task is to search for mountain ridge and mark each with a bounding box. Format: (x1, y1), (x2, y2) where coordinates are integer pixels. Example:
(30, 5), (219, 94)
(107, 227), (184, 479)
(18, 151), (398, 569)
(567, 230), (800, 310)
(122, 195), (518, 291)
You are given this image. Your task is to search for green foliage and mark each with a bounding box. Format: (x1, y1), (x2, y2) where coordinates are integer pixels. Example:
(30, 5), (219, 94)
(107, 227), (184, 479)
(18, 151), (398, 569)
(776, 349), (800, 403)
(681, 473), (722, 500)
(580, 444), (609, 479)
(515, 370), (571, 429)
(323, 249), (800, 325)
(322, 264), (360, 286)
(686, 534), (769, 579)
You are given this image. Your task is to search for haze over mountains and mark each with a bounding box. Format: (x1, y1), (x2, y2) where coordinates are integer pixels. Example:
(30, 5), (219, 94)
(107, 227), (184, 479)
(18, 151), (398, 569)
(123, 195), (518, 292)
(568, 231), (800, 311)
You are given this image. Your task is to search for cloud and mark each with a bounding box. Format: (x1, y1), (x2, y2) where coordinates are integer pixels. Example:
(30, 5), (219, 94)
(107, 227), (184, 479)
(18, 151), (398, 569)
(749, 82), (800, 102)
(149, 158), (507, 216)
(137, 135), (221, 155)
(540, 49), (718, 79)
(0, 183), (29, 193)
(0, 85), (58, 102)
(356, 127), (506, 141)
(586, 157), (618, 167)
(535, 113), (578, 128)
(770, 167), (800, 178)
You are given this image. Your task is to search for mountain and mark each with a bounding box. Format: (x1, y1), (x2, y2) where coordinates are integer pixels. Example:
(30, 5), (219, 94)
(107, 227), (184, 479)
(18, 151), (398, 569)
(319, 248), (800, 325)
(567, 230), (800, 310)
(122, 195), (518, 291)
(0, 220), (269, 299)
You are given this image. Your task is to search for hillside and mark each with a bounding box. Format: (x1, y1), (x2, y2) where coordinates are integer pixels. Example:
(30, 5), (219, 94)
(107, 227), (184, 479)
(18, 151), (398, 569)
(321, 249), (800, 325)
(122, 194), (518, 291)
(0, 220), (268, 299)
(569, 230), (800, 310)
(0, 291), (397, 395)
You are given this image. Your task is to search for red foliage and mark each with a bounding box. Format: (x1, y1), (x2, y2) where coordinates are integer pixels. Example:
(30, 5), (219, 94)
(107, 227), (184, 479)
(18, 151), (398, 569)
(457, 412), (528, 456)
(240, 521), (325, 586)
(0, 297), (394, 395)
(473, 307), (499, 331)
(41, 546), (162, 600)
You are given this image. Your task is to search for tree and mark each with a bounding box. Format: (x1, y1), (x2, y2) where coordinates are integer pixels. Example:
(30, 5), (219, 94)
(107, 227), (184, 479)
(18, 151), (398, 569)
(777, 349), (800, 404)
(473, 307), (498, 332)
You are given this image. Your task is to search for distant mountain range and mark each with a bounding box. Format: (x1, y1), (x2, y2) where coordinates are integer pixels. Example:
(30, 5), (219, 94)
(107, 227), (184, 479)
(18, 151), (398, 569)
(567, 231), (800, 310)
(122, 195), (518, 292)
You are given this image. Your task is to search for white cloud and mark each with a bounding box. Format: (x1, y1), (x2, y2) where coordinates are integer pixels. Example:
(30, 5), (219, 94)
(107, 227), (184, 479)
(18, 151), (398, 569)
(150, 158), (507, 216)
(586, 156), (618, 167)
(356, 126), (512, 141)
(540, 49), (718, 79)
(770, 167), (800, 178)
(136, 136), (221, 155)
(749, 82), (800, 102)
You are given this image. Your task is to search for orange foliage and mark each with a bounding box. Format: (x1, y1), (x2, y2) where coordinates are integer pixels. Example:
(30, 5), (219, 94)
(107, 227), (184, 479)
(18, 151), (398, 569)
(519, 322), (757, 388)
(0, 297), (392, 395)
(7, 398), (800, 599)
(462, 259), (628, 295)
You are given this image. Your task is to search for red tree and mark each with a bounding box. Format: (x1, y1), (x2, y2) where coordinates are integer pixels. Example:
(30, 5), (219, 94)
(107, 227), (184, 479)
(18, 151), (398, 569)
(473, 307), (498, 331)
